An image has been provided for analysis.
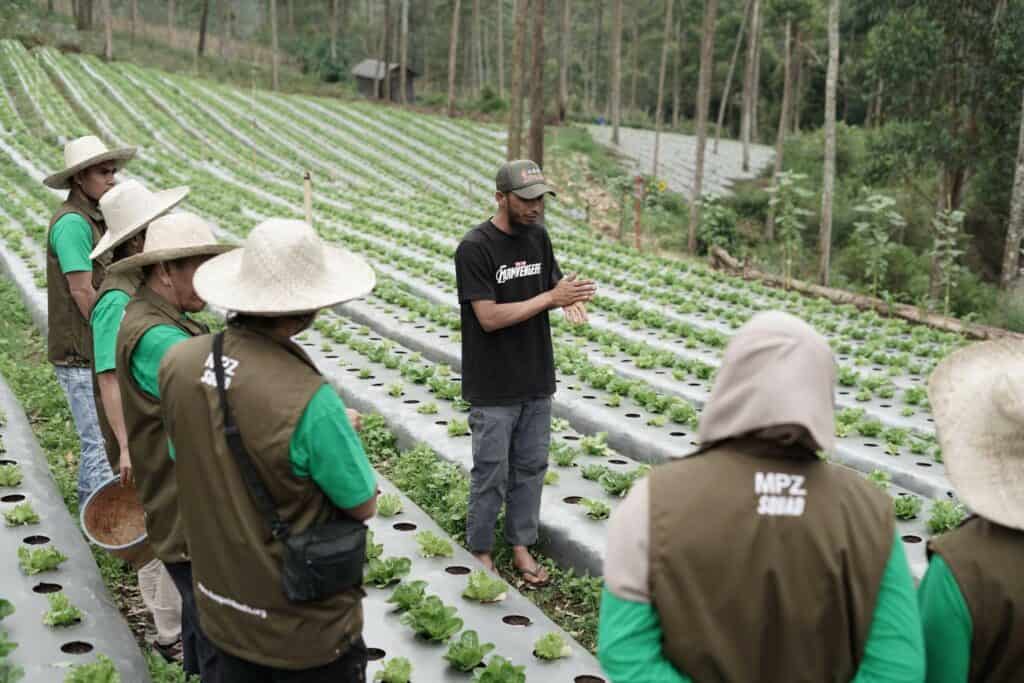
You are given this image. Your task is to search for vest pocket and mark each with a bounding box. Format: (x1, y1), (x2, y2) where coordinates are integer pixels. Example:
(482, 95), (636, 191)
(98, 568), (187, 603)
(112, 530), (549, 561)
(280, 519), (367, 603)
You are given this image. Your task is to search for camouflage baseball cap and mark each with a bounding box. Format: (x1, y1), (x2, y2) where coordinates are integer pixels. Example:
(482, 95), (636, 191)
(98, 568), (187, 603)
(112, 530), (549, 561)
(496, 159), (557, 200)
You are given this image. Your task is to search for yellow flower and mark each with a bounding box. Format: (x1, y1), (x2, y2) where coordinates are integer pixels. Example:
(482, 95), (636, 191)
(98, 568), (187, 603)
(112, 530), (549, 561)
(657, 180), (667, 193)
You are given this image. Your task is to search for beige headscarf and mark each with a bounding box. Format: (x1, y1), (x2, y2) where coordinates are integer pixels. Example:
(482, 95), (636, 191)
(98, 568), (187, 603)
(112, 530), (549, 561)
(697, 311), (836, 456)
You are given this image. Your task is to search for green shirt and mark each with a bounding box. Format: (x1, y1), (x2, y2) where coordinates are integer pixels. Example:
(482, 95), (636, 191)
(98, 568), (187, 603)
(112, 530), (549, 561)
(598, 531), (926, 683)
(131, 324), (191, 398)
(168, 384), (375, 511)
(90, 290), (130, 374)
(49, 213), (94, 274)
(918, 555), (972, 683)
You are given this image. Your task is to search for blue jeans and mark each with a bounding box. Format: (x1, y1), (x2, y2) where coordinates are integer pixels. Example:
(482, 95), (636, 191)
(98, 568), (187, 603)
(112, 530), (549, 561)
(54, 365), (113, 506)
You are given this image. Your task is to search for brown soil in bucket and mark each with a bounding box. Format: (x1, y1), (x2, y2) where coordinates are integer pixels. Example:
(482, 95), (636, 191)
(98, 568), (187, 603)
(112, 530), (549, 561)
(84, 481), (147, 546)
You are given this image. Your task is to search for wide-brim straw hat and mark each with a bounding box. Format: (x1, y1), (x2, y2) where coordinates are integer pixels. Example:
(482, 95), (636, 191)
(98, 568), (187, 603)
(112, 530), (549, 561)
(91, 179), (189, 260)
(929, 339), (1024, 531)
(44, 135), (136, 190)
(108, 211), (234, 273)
(193, 218), (376, 315)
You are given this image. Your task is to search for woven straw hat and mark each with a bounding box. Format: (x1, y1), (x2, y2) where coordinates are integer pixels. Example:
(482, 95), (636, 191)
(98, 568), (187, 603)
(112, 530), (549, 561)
(193, 218), (376, 315)
(929, 340), (1024, 531)
(43, 136), (136, 189)
(108, 212), (234, 274)
(91, 180), (189, 260)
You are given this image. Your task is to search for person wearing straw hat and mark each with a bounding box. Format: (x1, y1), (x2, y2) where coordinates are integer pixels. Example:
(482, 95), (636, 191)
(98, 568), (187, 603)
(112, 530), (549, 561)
(44, 135), (136, 506)
(91, 179), (189, 665)
(112, 212), (233, 677)
(158, 219), (378, 682)
(598, 312), (925, 683)
(918, 340), (1024, 683)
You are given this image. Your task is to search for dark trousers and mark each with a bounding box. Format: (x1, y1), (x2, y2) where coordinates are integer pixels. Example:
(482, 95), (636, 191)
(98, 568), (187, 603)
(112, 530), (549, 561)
(164, 561), (215, 677)
(205, 636), (368, 683)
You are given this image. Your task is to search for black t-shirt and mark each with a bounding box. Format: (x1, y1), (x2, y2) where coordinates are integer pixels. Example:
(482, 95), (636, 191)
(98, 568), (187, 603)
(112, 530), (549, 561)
(455, 220), (563, 405)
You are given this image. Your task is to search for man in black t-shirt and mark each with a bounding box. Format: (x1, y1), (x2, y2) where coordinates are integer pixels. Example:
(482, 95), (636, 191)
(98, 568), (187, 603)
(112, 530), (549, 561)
(454, 159), (596, 586)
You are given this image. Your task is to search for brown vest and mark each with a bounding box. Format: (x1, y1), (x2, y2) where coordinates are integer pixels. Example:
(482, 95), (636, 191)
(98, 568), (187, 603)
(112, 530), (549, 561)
(929, 517), (1024, 682)
(46, 189), (111, 366)
(649, 439), (893, 683)
(92, 268), (144, 471)
(115, 285), (207, 564)
(159, 325), (364, 670)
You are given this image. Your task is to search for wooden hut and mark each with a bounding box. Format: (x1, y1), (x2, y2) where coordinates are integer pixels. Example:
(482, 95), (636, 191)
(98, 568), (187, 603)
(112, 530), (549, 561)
(351, 59), (417, 103)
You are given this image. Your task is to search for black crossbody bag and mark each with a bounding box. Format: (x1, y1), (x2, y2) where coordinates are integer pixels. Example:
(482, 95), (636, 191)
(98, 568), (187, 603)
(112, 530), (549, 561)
(212, 332), (367, 603)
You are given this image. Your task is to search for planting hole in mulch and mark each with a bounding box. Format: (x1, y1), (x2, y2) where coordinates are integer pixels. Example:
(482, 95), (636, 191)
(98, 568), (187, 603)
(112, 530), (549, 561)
(301, 342), (315, 347)
(880, 404), (892, 408)
(414, 325), (424, 329)
(582, 395), (596, 400)
(32, 582), (62, 594)
(345, 367), (360, 373)
(838, 391), (850, 396)
(393, 522), (417, 532)
(403, 399), (420, 405)
(502, 615), (531, 627)
(435, 420), (448, 426)
(445, 566), (471, 575)
(367, 648), (386, 661)
(655, 370), (666, 375)
(562, 435), (580, 441)
(670, 432), (686, 437)
(916, 462), (933, 468)
(575, 677), (606, 683)
(0, 459), (16, 466)
(864, 443), (879, 448)
(926, 417), (934, 422)
(325, 355), (338, 359)
(625, 413), (640, 418)
(369, 337), (381, 342)
(372, 383), (384, 387)
(620, 359), (632, 364)
(901, 535), (923, 544)
(608, 459), (627, 465)
(2, 494), (26, 503)
(688, 382), (701, 387)
(439, 334), (449, 339)
(563, 496), (582, 505)
(61, 642), (94, 655)
(23, 535), (50, 545)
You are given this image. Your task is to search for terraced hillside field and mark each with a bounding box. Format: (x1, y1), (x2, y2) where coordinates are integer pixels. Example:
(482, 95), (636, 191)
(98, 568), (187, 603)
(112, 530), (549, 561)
(0, 40), (970, 681)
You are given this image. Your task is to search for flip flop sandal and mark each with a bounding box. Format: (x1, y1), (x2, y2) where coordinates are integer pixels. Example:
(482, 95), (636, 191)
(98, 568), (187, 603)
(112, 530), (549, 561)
(516, 566), (551, 588)
(152, 637), (183, 663)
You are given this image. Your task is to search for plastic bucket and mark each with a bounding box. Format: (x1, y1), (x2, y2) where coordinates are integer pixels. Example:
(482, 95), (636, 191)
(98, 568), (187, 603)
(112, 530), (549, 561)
(80, 476), (155, 569)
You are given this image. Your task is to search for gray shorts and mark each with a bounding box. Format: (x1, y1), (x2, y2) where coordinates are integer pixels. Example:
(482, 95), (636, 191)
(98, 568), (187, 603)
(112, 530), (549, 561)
(465, 398), (551, 553)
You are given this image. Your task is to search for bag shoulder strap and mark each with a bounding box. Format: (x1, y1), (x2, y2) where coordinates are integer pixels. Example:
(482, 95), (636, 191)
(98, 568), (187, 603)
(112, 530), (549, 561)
(213, 331), (291, 540)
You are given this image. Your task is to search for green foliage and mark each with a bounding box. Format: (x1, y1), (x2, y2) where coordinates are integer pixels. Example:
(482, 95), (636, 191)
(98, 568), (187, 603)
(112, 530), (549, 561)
(769, 171), (814, 283)
(856, 418), (884, 438)
(364, 557), (412, 588)
(462, 570), (507, 603)
(0, 464), (22, 487)
(373, 658), (412, 683)
(930, 210), (966, 315)
(377, 493), (403, 517)
(365, 529), (383, 561)
(444, 630), (496, 672)
(64, 655), (120, 682)
(867, 469), (891, 491)
(3, 501), (38, 526)
(549, 441), (579, 467)
(894, 495), (923, 520)
(387, 580), (428, 612)
(145, 649), (200, 682)
(581, 464), (610, 481)
(927, 501), (967, 535)
(416, 402), (439, 415)
(447, 418), (470, 437)
(543, 470), (560, 486)
(696, 195), (739, 255)
(17, 545), (66, 574)
(387, 383), (404, 398)
(852, 194), (904, 297)
(400, 596), (463, 641)
(43, 592), (82, 627)
(550, 418), (570, 433)
(416, 531), (453, 559)
(534, 632), (572, 660)
(580, 432), (610, 457)
(599, 471), (636, 498)
(473, 656), (526, 683)
(580, 498), (610, 520)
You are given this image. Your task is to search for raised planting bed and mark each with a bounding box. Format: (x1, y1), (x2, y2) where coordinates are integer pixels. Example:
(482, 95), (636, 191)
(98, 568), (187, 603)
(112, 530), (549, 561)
(0, 373), (150, 681)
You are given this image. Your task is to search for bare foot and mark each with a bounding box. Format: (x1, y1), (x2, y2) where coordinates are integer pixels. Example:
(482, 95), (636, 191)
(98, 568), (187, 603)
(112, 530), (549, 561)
(472, 552), (496, 573)
(511, 546), (551, 587)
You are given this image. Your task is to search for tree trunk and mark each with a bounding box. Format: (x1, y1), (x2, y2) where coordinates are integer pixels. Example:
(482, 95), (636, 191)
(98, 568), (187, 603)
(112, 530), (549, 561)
(222, 0), (232, 58)
(741, 0), (760, 171)
(399, 0), (409, 103)
(652, 0), (673, 177)
(76, 0), (94, 31)
(687, 0), (720, 254)
(528, 0), (546, 166)
(765, 19), (795, 241)
(610, 0), (623, 145)
(750, 8), (762, 142)
(558, 0), (570, 123)
(168, 0), (175, 46)
(473, 0), (483, 95)
(197, 0), (210, 57)
(331, 0), (339, 60)
(594, 0), (604, 115)
(270, 0), (279, 90)
(629, 13), (639, 113)
(102, 0), (112, 60)
(498, 0), (505, 97)
(130, 0), (138, 43)
(507, 0), (528, 156)
(383, 0), (392, 100)
(47, 0), (54, 14)
(447, 0), (461, 116)
(715, 0), (751, 153)
(873, 79), (884, 126)
(671, 16), (682, 129)
(818, 0), (840, 286)
(1000, 87), (1024, 289)
(792, 27), (804, 132)
(288, 0), (294, 34)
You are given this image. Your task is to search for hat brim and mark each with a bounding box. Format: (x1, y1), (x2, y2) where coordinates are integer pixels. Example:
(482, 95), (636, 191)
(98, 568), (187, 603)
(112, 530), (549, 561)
(108, 244), (236, 274)
(90, 187), (190, 261)
(192, 244), (376, 316)
(511, 183), (557, 200)
(43, 148), (137, 190)
(929, 340), (1024, 531)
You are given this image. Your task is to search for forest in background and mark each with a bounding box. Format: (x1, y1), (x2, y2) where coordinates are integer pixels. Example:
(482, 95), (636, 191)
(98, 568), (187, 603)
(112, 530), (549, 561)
(3, 0), (1024, 330)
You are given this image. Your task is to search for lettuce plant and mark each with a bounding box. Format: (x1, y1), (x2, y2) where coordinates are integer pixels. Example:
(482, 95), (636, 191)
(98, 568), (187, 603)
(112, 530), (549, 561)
(43, 593), (83, 627)
(580, 498), (610, 520)
(3, 502), (39, 527)
(377, 493), (403, 517)
(0, 464), (22, 487)
(894, 495), (922, 521)
(373, 657), (411, 683)
(18, 546), (67, 574)
(415, 531), (453, 558)
(400, 596), (463, 641)
(462, 570), (507, 603)
(533, 632), (572, 660)
(473, 656), (526, 683)
(444, 630), (495, 672)
(387, 580), (428, 612)
(64, 654), (120, 682)
(364, 557), (412, 588)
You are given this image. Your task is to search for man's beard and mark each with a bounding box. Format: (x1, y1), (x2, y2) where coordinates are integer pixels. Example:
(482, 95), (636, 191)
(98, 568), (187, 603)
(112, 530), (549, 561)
(508, 209), (543, 235)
